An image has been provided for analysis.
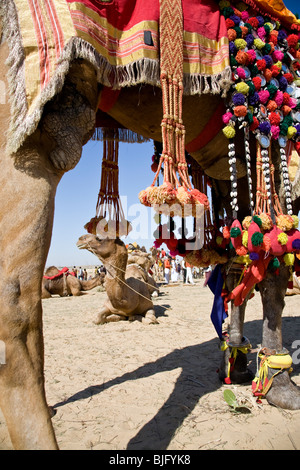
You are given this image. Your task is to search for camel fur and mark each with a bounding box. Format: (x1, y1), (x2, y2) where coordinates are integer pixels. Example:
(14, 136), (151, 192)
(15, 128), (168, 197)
(77, 235), (158, 324)
(0, 0), (300, 451)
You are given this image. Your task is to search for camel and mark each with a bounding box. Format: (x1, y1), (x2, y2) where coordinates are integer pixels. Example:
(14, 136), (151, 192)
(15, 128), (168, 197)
(42, 266), (105, 298)
(127, 249), (160, 296)
(76, 235), (158, 324)
(0, 0), (300, 450)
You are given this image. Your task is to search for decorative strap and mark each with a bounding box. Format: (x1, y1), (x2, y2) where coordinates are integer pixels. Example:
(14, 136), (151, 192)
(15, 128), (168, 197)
(252, 348), (293, 398)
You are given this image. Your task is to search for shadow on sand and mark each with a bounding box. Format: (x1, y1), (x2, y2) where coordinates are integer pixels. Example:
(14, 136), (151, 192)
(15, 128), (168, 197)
(53, 316), (300, 450)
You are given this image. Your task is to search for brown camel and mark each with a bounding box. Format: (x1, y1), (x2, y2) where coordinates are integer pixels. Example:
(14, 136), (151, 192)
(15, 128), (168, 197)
(76, 235), (158, 324)
(42, 266), (105, 298)
(127, 250), (159, 297)
(0, 0), (300, 450)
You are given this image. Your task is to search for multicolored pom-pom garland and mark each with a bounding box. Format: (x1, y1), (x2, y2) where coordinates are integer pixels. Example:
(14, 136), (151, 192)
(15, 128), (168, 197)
(219, 0), (300, 217)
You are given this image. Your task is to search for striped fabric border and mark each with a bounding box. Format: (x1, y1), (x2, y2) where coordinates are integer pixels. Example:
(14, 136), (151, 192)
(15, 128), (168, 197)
(13, 0), (76, 112)
(69, 2), (230, 76)
(2, 0), (231, 154)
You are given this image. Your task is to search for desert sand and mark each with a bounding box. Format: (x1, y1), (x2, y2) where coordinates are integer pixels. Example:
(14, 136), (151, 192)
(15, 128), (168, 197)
(1, 277), (300, 450)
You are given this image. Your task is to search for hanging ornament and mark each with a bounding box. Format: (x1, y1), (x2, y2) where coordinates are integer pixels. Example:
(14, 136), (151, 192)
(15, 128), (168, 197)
(85, 128), (132, 239)
(138, 0), (209, 219)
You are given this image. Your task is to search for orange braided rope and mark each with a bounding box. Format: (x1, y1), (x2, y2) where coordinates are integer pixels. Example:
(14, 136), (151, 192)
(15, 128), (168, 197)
(139, 0), (209, 217)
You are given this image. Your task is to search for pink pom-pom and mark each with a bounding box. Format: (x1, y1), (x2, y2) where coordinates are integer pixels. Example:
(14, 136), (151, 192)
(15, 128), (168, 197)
(271, 125), (280, 139)
(258, 90), (270, 104)
(290, 97), (297, 109)
(241, 11), (249, 21)
(272, 50), (284, 61)
(258, 26), (266, 39)
(274, 90), (283, 106)
(236, 67), (246, 79)
(222, 112), (233, 124)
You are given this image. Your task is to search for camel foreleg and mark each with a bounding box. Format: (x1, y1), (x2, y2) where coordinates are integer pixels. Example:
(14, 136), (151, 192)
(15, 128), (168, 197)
(257, 265), (300, 409)
(219, 268), (253, 384)
(0, 142), (59, 449)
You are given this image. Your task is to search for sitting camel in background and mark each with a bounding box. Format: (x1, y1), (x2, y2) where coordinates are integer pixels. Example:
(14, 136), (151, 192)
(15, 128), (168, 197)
(77, 235), (158, 324)
(127, 250), (159, 297)
(42, 266), (105, 298)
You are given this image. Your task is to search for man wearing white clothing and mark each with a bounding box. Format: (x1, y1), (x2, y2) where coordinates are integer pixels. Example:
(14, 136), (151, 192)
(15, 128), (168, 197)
(185, 261), (194, 285)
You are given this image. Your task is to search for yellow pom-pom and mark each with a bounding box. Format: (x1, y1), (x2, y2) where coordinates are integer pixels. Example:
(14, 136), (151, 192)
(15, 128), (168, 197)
(274, 61), (282, 70)
(216, 235), (223, 246)
(277, 232), (288, 245)
(242, 216), (252, 230)
(254, 38), (265, 49)
(292, 215), (299, 228)
(219, 0), (230, 8)
(242, 230), (248, 247)
(234, 39), (247, 50)
(223, 125), (236, 138)
(235, 82), (249, 95)
(283, 253), (295, 266)
(276, 214), (294, 231)
(259, 212), (273, 230)
(265, 22), (274, 31)
(287, 126), (297, 139)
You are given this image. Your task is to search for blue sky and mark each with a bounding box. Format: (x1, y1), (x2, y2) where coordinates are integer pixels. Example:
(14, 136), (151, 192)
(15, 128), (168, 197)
(46, 0), (299, 268)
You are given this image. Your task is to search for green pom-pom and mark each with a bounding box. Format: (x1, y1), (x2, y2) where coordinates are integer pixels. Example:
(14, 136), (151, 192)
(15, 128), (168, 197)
(264, 24), (271, 34)
(233, 26), (242, 38)
(252, 215), (262, 227)
(250, 64), (259, 77)
(269, 257), (280, 270)
(251, 231), (263, 246)
(230, 227), (242, 238)
(267, 83), (277, 99)
(222, 6), (234, 18)
(262, 43), (271, 54)
(246, 111), (254, 124)
(230, 56), (238, 67)
(244, 22), (252, 32)
(246, 80), (256, 95)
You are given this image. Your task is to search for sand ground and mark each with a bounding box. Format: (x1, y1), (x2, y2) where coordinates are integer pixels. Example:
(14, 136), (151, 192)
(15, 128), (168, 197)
(1, 278), (300, 450)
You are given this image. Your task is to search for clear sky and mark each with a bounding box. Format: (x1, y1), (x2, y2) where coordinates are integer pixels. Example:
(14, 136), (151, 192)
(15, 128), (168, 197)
(46, 0), (299, 268)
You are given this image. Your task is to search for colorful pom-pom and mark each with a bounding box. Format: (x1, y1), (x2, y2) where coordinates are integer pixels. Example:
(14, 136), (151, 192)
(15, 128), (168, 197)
(223, 125), (236, 138)
(283, 253), (295, 266)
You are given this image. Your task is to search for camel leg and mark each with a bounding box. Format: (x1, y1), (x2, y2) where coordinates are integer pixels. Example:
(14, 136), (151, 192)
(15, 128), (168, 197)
(93, 305), (125, 324)
(258, 265), (300, 409)
(142, 309), (158, 325)
(219, 270), (253, 384)
(0, 138), (60, 449)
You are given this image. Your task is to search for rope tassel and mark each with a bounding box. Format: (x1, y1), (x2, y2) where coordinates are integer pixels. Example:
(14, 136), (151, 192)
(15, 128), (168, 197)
(138, 0), (209, 218)
(85, 129), (132, 238)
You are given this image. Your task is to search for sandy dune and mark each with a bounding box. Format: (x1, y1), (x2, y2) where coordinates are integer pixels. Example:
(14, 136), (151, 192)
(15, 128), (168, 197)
(1, 278), (300, 450)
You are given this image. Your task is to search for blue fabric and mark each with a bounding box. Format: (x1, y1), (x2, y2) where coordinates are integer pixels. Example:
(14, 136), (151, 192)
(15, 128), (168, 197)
(207, 264), (227, 339)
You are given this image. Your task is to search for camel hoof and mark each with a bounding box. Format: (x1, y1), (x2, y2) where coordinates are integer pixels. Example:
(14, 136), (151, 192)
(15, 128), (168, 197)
(265, 371), (300, 409)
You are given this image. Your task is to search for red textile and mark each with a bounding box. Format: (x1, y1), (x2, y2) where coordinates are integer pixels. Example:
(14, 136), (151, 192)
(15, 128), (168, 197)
(66, 0), (228, 41)
(44, 267), (70, 280)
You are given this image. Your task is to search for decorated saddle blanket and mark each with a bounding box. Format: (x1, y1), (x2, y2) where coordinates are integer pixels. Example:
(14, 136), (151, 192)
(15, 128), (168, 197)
(3, 0), (231, 153)
(1, 0), (299, 153)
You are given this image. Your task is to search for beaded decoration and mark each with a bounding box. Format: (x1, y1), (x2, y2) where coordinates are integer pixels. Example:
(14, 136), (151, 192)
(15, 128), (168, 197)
(219, 0), (300, 221)
(219, 0), (300, 269)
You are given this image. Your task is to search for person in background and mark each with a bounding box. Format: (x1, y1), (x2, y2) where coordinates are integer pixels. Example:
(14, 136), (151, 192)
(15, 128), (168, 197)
(78, 267), (84, 280)
(181, 258), (187, 283)
(164, 256), (171, 284)
(185, 261), (194, 285)
(73, 266), (77, 277)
